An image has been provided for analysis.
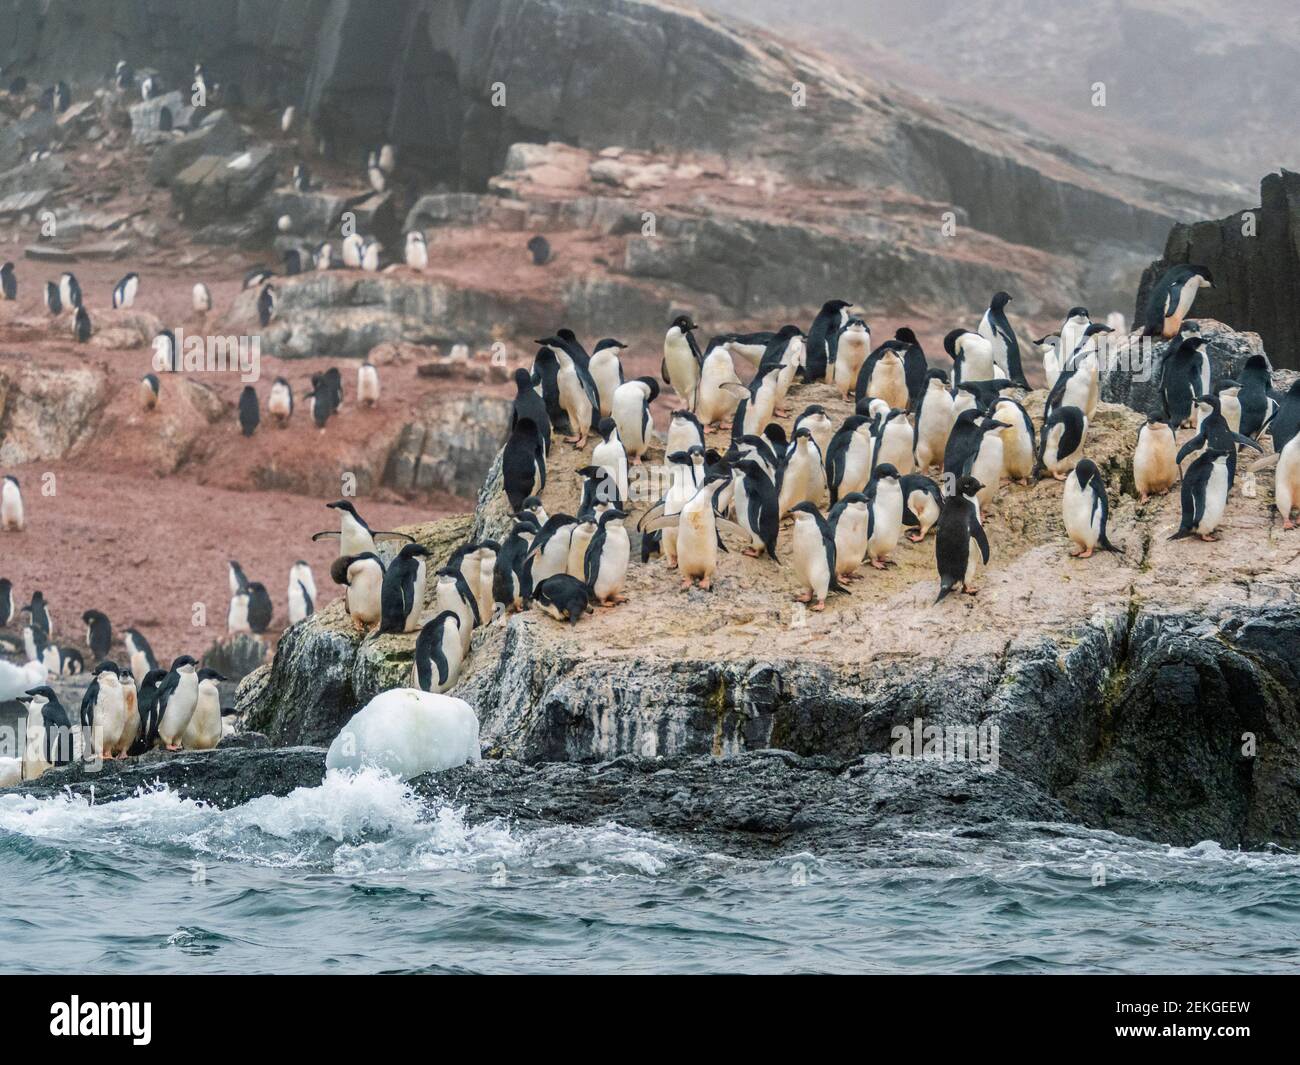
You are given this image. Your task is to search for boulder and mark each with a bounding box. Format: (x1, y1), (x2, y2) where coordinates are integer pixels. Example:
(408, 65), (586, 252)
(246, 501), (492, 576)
(0, 364), (106, 464)
(146, 109), (246, 186)
(170, 144), (279, 224)
(201, 633), (270, 680)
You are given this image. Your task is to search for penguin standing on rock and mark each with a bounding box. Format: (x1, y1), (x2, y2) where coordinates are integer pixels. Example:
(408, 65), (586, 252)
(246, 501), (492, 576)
(900, 473), (943, 541)
(1133, 417), (1178, 502)
(584, 508), (630, 606)
(404, 231), (428, 270)
(1236, 354), (1274, 439)
(82, 610), (112, 660)
(1036, 406), (1088, 481)
(268, 377), (293, 424)
(59, 272), (81, 311)
(588, 339), (627, 418)
(804, 299), (852, 384)
(1176, 395), (1263, 489)
(1143, 265), (1214, 338)
(155, 656), (200, 751)
(379, 543), (431, 633)
(531, 574), (592, 625)
(288, 560), (316, 624)
(80, 662), (126, 760)
(865, 463), (904, 568)
(238, 385), (259, 436)
(435, 566), (480, 654)
(511, 367), (552, 455)
(358, 362), (380, 406)
(662, 315), (703, 411)
(979, 291), (1028, 387)
(1170, 449), (1230, 542)
(502, 416), (547, 512)
(412, 612), (464, 694)
(123, 629), (158, 686)
(257, 284), (275, 327)
(789, 502), (848, 610)
(1062, 459), (1118, 558)
(611, 376), (659, 464)
(72, 305), (91, 343)
(112, 272), (139, 309)
(934, 475), (990, 602)
(22, 590), (51, 635)
(182, 669), (226, 751)
(1158, 335), (1208, 427)
(43, 282), (60, 316)
(1, 475), (24, 531)
(332, 552), (385, 631)
(527, 235), (551, 266)
(140, 373), (160, 411)
(311, 500), (413, 556)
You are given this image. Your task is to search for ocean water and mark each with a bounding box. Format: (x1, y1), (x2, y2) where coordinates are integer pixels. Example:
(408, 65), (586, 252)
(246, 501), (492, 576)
(1, 769), (1297, 974)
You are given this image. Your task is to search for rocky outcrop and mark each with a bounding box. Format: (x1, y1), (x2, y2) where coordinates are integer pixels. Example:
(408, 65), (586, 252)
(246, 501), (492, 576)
(382, 396), (511, 499)
(1136, 171), (1300, 371)
(0, 362), (106, 464)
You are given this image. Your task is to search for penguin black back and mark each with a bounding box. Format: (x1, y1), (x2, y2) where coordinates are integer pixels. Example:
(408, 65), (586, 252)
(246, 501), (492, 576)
(238, 385), (260, 436)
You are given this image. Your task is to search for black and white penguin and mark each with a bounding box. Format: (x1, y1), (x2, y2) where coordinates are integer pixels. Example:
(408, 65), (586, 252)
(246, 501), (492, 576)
(990, 397), (1036, 486)
(0, 577), (12, 626)
(112, 272), (139, 309)
(943, 329), (995, 385)
(291, 161), (311, 192)
(112, 667), (139, 757)
(642, 470), (742, 590)
(404, 230), (428, 270)
(155, 656), (200, 750)
(611, 376), (659, 464)
(493, 522), (536, 614)
(900, 473), (944, 542)
(181, 668), (226, 751)
(856, 341), (910, 412)
(588, 339), (627, 418)
(51, 80), (70, 112)
(828, 492), (870, 583)
(731, 458), (780, 560)
(865, 463), (904, 569)
(434, 565), (480, 654)
(72, 305), (91, 343)
(82, 610), (112, 660)
(832, 317), (872, 399)
(978, 291), (1028, 387)
(913, 369), (955, 472)
(412, 612), (464, 694)
(280, 105), (296, 133)
(1133, 417), (1178, 502)
(127, 668), (168, 754)
(590, 417), (630, 503)
(268, 376), (293, 424)
(778, 426), (828, 516)
(361, 239), (383, 272)
(1036, 405), (1088, 481)
(43, 281), (61, 316)
(379, 543), (431, 633)
(1143, 265), (1214, 338)
(0, 261), (16, 301)
(340, 234), (364, 270)
(934, 475), (990, 602)
(503, 416), (547, 512)
(541, 339), (598, 447)
(1237, 355), (1274, 439)
(282, 248), (304, 275)
(871, 407), (915, 477)
(139, 372), (160, 411)
(788, 502), (848, 610)
(804, 299), (852, 384)
(1, 474), (24, 531)
(1170, 449), (1230, 542)
(890, 327), (927, 410)
(257, 284), (275, 327)
(16, 686), (74, 774)
(513, 364), (554, 454)
(246, 582), (272, 633)
(243, 266), (273, 289)
(1158, 335), (1207, 427)
(314, 242), (333, 271)
(942, 409), (1003, 480)
(330, 552), (384, 631)
(80, 661), (126, 761)
(312, 500), (412, 557)
(584, 508), (630, 606)
(22, 590), (51, 635)
(114, 61), (135, 92)
(821, 415), (872, 506)
(1176, 394), (1263, 489)
(358, 362), (380, 406)
(238, 385), (259, 437)
(662, 314), (704, 410)
(288, 560), (316, 625)
(1063, 459), (1118, 558)
(123, 628), (158, 686)
(527, 235), (551, 266)
(531, 574), (592, 625)
(59, 271), (81, 310)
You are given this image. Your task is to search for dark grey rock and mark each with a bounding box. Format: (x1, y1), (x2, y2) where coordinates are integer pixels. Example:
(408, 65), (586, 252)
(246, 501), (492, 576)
(145, 109), (246, 186)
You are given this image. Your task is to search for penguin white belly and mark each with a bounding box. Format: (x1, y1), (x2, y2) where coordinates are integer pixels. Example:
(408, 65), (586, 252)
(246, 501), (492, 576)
(1276, 437), (1300, 526)
(676, 502), (717, 580)
(92, 687), (127, 758)
(115, 697), (140, 756)
(590, 356), (620, 417)
(130, 649), (150, 686)
(697, 350), (741, 425)
(952, 391), (976, 417)
(744, 379), (778, 435)
(833, 510), (869, 577)
(916, 398), (954, 470)
(878, 422), (915, 474)
(0, 484), (23, 530)
(325, 689), (480, 779)
(289, 582), (309, 624)
(592, 527), (630, 601)
(840, 433), (875, 496)
(908, 490), (941, 539)
(1134, 428), (1177, 498)
(158, 674), (199, 747)
(792, 520), (830, 600)
(358, 366), (380, 405)
(612, 389), (647, 458)
(421, 623), (463, 694)
(834, 336), (868, 395)
(869, 360), (908, 412)
(1166, 281), (1200, 335)
(867, 484), (903, 562)
(1062, 368), (1092, 416)
(558, 367), (593, 441)
(591, 440), (629, 501)
(778, 456), (815, 516)
(664, 335), (699, 408)
(971, 436), (1004, 509)
(1063, 479), (1099, 552)
(1043, 348), (1062, 390)
(347, 569), (383, 627)
(1196, 463), (1230, 535)
(532, 532), (571, 583)
(566, 526), (596, 579)
(964, 343), (995, 382)
(964, 537), (983, 586)
(227, 593), (250, 633)
(183, 688), (222, 750)
(435, 583), (475, 655)
(1220, 396), (1242, 435)
(775, 352), (800, 405)
(340, 513), (376, 556)
(476, 558), (494, 624)
(999, 424), (1035, 482)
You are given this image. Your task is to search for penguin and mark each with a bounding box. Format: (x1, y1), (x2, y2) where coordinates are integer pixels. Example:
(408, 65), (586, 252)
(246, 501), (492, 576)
(41, 643), (81, 678)
(412, 612), (464, 693)
(59, 271), (81, 310)
(471, 542), (498, 626)
(16, 687), (74, 776)
(778, 426), (827, 516)
(789, 502), (848, 609)
(611, 376), (659, 464)
(22, 590), (50, 635)
(238, 385), (259, 437)
(315, 242), (334, 271)
(244, 582), (272, 634)
(524, 512), (576, 586)
(833, 317), (871, 399)
(127, 668), (168, 754)
(287, 570), (315, 627)
(153, 329), (177, 372)
(112, 272), (139, 309)
(550, 344), (597, 447)
(244, 266), (274, 289)
(114, 61), (135, 92)
(1, 475), (24, 531)
(804, 299), (852, 384)
(1207, 381), (1243, 435)
(361, 239), (383, 272)
(587, 339), (627, 418)
(493, 523), (535, 614)
(872, 408), (915, 476)
(824, 415), (875, 505)
(357, 362), (380, 406)
(730, 458), (779, 560)
(794, 405), (835, 463)
(1036, 406), (1088, 481)
(912, 370), (955, 472)
(1063, 459), (1119, 558)
(1045, 326), (1108, 424)
(0, 261), (16, 300)
(865, 463), (904, 568)
(367, 150), (386, 193)
(72, 305), (91, 343)
(178, 668), (225, 750)
(1237, 355), (1274, 439)
(857, 341), (910, 412)
(1274, 433), (1300, 530)
(696, 342), (748, 428)
(527, 235), (551, 266)
(51, 79), (70, 112)
(990, 397), (1036, 485)
(662, 315), (703, 410)
(1057, 308), (1091, 373)
(591, 417), (630, 503)
(1170, 449), (1230, 542)
(80, 661), (126, 760)
(268, 376), (293, 424)
(1159, 338), (1206, 429)
(958, 378), (1018, 414)
(22, 624), (44, 664)
(257, 284), (275, 327)
(332, 552), (385, 631)
(736, 361), (785, 439)
(281, 105), (296, 132)
(943, 409), (1003, 481)
(139, 372), (161, 411)
(123, 629), (158, 686)
(379, 543), (431, 633)
(828, 492), (870, 582)
(531, 574), (593, 625)
(1143, 265), (1214, 338)
(1133, 417), (1178, 503)
(155, 656), (200, 750)
(1267, 380), (1300, 456)
(584, 508), (630, 606)
(968, 419), (1004, 513)
(979, 291), (1028, 387)
(1036, 332), (1064, 391)
(82, 610), (112, 660)
(934, 475), (991, 602)
(714, 331), (776, 367)
(112, 667), (139, 758)
(0, 577), (12, 626)
(508, 367), (552, 456)
(641, 470), (744, 590)
(434, 566), (480, 654)
(404, 231), (428, 270)
(43, 281), (61, 315)
(292, 162), (311, 192)
(900, 473), (944, 542)
(1176, 395), (1263, 489)
(502, 416), (547, 512)
(341, 234), (365, 269)
(312, 500), (413, 556)
(944, 329), (995, 385)
(227, 565), (251, 633)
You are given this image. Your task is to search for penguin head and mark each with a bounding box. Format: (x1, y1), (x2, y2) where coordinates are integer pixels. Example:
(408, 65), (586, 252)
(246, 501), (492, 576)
(397, 543), (431, 560)
(1196, 394), (1220, 416)
(197, 668), (227, 683)
(141, 668), (168, 690)
(842, 317), (868, 336)
(1065, 307), (1090, 322)
(636, 376), (660, 401)
(924, 368), (950, 388)
(597, 416), (618, 440)
(82, 610), (104, 625)
(598, 509), (627, 526)
(819, 299), (852, 316)
(670, 314), (697, 333)
(19, 686), (55, 706)
(990, 291), (1012, 310)
(942, 329), (968, 358)
(839, 492), (869, 512)
(872, 463), (901, 482)
(171, 655), (197, 672)
(326, 500), (362, 520)
(1189, 265), (1214, 288)
(789, 502), (821, 522)
(92, 660), (119, 676)
(593, 338), (626, 353)
(1073, 459), (1099, 487)
(894, 327), (918, 345)
(956, 475), (983, 499)
(118, 667), (135, 685)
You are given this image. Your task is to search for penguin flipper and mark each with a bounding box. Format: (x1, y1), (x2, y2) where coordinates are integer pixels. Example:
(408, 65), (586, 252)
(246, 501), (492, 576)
(713, 517), (749, 541)
(372, 531), (416, 544)
(310, 530), (341, 542)
(971, 520), (991, 565)
(1232, 432), (1265, 453)
(640, 514), (680, 534)
(1175, 432), (1206, 466)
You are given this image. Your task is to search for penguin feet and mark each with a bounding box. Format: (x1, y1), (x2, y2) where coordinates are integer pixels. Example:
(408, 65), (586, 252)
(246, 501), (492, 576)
(1199, 534), (1219, 542)
(907, 532), (924, 543)
(165, 743), (181, 751)
(680, 577), (693, 591)
(793, 591), (814, 604)
(742, 547), (762, 557)
(1139, 494), (1149, 504)
(1052, 473), (1067, 482)
(870, 559), (888, 570)
(961, 585), (979, 595)
(1077, 547), (1094, 559)
(1284, 518), (1295, 530)
(698, 578), (712, 591)
(811, 600), (826, 612)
